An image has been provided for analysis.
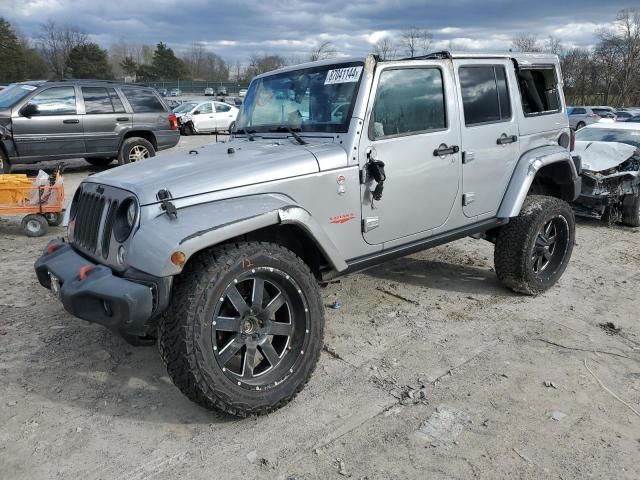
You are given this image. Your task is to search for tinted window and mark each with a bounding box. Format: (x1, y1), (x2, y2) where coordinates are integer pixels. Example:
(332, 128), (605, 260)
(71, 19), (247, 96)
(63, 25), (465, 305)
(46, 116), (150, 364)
(370, 68), (445, 139)
(215, 103), (231, 112)
(196, 103), (212, 114)
(517, 67), (560, 115)
(30, 87), (76, 115)
(571, 107), (586, 115)
(459, 66), (511, 126)
(121, 88), (165, 113)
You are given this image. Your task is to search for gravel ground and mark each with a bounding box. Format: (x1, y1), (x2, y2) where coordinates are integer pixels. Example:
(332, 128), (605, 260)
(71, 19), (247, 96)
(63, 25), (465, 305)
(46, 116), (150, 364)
(1, 137), (639, 479)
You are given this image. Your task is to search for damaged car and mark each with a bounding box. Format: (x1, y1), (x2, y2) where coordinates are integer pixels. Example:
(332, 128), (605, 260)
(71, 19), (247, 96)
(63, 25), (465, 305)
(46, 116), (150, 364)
(572, 123), (640, 226)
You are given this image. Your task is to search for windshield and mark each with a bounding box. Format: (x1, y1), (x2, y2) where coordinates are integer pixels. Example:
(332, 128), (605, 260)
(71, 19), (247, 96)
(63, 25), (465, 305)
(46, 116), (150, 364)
(0, 83), (38, 109)
(576, 127), (640, 148)
(173, 102), (197, 113)
(236, 61), (364, 134)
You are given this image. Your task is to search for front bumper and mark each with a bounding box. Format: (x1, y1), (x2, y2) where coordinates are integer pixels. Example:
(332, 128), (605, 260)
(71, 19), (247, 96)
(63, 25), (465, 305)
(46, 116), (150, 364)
(34, 240), (168, 336)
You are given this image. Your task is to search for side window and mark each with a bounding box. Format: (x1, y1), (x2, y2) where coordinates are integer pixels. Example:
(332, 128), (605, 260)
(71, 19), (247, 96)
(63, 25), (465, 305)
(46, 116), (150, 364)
(370, 68), (446, 140)
(459, 65), (511, 126)
(82, 87), (114, 114)
(29, 87), (76, 115)
(108, 89), (126, 113)
(215, 103), (231, 113)
(517, 67), (560, 116)
(196, 103), (212, 114)
(121, 88), (166, 113)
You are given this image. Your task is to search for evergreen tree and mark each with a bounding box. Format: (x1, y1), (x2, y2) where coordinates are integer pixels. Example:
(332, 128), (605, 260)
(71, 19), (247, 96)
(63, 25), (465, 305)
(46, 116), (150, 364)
(67, 43), (113, 79)
(151, 42), (187, 79)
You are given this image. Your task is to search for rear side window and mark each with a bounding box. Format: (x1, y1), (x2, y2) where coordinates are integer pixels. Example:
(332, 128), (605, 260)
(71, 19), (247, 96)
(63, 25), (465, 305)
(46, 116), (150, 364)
(82, 87), (126, 114)
(459, 66), (511, 126)
(517, 67), (560, 116)
(571, 107), (586, 115)
(29, 87), (77, 115)
(121, 88), (166, 113)
(370, 68), (446, 140)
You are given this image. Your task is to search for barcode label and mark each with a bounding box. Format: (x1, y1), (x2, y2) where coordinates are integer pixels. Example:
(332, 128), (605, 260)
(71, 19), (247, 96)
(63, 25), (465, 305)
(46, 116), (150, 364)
(324, 66), (363, 85)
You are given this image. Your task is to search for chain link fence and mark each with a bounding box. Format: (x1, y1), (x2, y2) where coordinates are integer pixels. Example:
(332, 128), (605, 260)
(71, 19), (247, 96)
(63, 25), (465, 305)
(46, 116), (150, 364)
(141, 80), (249, 95)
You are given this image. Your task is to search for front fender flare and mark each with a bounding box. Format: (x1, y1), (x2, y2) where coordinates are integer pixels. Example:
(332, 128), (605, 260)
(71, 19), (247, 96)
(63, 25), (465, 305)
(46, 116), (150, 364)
(497, 146), (579, 218)
(126, 194), (347, 277)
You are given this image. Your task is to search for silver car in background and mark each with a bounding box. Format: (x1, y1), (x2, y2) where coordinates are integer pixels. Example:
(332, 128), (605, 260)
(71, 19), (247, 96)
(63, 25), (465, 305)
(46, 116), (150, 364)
(568, 106), (614, 129)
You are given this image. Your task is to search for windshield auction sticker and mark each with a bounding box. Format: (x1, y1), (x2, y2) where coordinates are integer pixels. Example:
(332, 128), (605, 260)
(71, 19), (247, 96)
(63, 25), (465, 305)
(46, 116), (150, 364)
(324, 66), (363, 85)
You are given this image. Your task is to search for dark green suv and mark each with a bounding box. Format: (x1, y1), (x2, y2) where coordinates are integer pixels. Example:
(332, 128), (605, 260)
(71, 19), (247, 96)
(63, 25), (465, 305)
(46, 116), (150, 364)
(0, 80), (180, 173)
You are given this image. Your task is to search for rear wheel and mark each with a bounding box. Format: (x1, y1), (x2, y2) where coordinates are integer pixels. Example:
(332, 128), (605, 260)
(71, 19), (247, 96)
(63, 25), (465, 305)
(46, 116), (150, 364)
(118, 137), (155, 166)
(159, 242), (324, 417)
(576, 121), (586, 130)
(21, 214), (49, 237)
(45, 212), (63, 227)
(495, 195), (575, 295)
(621, 193), (640, 227)
(85, 157), (114, 167)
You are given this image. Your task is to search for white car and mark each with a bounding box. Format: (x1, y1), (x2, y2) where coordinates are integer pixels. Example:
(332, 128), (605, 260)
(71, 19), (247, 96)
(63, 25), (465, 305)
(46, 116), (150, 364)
(238, 88), (248, 97)
(177, 101), (239, 135)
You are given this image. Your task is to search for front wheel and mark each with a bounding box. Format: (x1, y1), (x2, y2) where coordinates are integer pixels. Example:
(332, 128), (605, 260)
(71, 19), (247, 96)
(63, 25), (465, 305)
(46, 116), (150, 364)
(494, 195), (575, 295)
(159, 242), (324, 417)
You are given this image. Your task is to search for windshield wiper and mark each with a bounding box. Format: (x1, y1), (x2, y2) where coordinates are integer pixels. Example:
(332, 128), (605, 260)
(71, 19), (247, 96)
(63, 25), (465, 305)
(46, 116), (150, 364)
(236, 128), (256, 141)
(268, 126), (307, 145)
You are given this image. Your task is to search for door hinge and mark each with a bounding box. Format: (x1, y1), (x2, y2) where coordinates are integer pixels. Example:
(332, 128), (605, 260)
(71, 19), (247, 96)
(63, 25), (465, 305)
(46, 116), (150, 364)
(462, 193), (475, 206)
(363, 216), (379, 232)
(462, 151), (475, 164)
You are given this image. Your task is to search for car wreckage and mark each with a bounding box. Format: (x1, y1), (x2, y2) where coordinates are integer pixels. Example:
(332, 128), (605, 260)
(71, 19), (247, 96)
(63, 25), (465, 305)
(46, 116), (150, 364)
(573, 123), (640, 226)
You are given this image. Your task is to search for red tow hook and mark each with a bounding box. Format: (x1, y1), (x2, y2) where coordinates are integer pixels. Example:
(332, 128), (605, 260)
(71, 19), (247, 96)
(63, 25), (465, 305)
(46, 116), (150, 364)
(78, 265), (95, 281)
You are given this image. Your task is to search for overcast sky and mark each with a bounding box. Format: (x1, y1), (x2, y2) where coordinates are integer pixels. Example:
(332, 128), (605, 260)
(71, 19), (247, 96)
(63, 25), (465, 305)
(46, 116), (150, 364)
(2, 0), (637, 61)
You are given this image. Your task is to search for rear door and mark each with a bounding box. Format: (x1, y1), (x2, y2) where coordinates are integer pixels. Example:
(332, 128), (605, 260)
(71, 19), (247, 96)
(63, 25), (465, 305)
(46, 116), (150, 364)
(80, 86), (131, 155)
(11, 86), (84, 160)
(214, 102), (235, 130)
(453, 60), (519, 218)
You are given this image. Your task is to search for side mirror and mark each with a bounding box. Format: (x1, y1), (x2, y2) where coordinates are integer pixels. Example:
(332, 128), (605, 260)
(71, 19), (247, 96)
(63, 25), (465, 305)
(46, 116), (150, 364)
(193, 110), (201, 115)
(20, 103), (39, 118)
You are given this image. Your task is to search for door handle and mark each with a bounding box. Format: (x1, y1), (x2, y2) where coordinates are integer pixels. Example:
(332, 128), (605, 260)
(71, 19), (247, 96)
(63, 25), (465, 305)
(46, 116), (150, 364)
(433, 144), (459, 156)
(497, 134), (518, 145)
(116, 117), (129, 122)
(63, 119), (79, 124)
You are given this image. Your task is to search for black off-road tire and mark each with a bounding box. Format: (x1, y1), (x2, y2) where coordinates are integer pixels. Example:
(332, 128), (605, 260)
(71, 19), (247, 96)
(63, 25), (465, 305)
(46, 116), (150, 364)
(21, 214), (49, 237)
(621, 193), (640, 227)
(118, 137), (155, 166)
(45, 212), (63, 227)
(158, 242), (324, 417)
(85, 157), (114, 167)
(0, 150), (10, 173)
(495, 195), (575, 295)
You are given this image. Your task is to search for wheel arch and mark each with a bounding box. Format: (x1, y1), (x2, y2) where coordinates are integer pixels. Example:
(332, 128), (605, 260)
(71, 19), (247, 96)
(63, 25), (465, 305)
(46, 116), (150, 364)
(120, 130), (158, 151)
(127, 195), (347, 279)
(497, 146), (581, 218)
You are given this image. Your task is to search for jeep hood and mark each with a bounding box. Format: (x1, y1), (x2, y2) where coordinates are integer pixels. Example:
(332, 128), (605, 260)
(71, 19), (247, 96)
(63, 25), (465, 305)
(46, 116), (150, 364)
(86, 140), (346, 205)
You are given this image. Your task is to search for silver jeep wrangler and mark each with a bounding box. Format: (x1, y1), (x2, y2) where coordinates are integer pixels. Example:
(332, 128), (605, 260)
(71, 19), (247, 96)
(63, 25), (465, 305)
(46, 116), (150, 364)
(35, 52), (581, 416)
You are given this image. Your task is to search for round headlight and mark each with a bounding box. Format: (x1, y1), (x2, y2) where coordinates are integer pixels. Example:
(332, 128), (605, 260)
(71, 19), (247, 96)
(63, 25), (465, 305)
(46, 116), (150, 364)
(114, 198), (138, 242)
(126, 201), (136, 228)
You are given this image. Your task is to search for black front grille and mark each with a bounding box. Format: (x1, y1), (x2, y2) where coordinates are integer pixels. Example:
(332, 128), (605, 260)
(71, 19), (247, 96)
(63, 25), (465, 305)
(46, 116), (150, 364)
(74, 192), (105, 252)
(101, 200), (119, 258)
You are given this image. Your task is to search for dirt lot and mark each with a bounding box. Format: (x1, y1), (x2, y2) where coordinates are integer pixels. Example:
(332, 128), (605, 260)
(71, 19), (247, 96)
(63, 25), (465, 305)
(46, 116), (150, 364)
(1, 138), (639, 479)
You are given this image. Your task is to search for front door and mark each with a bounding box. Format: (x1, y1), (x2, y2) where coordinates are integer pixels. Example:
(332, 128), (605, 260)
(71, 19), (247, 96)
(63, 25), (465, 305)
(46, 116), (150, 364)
(453, 60), (520, 217)
(80, 86), (131, 155)
(192, 102), (214, 131)
(11, 86), (84, 160)
(359, 61), (461, 245)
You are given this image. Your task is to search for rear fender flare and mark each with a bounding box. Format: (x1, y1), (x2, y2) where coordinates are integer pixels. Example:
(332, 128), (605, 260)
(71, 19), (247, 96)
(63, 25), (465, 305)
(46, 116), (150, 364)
(497, 146), (579, 218)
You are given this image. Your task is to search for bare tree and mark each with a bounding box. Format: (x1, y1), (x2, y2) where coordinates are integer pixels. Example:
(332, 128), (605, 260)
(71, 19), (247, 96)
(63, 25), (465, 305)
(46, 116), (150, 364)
(36, 20), (88, 77)
(399, 27), (432, 57)
(372, 37), (397, 60)
(308, 41), (337, 62)
(181, 42), (229, 80)
(246, 54), (288, 77)
(511, 34), (542, 52)
(544, 36), (564, 55)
